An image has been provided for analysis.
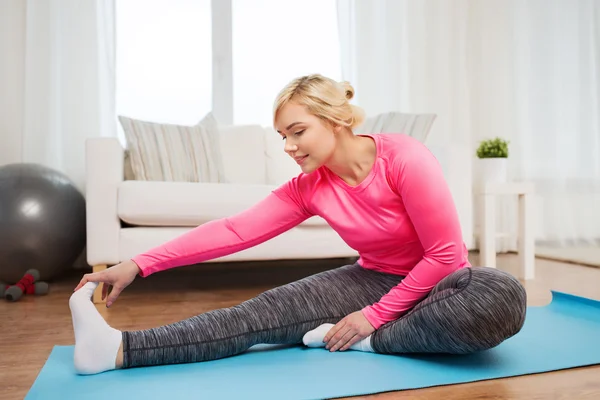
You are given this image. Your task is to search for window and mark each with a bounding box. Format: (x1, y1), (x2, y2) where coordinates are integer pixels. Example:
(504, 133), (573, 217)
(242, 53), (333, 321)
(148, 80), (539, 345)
(116, 0), (342, 130)
(116, 0), (212, 126)
(232, 0), (342, 126)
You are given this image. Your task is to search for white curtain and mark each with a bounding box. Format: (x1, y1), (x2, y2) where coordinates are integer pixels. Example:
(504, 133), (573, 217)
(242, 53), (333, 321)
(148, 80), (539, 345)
(338, 0), (600, 249)
(22, 0), (116, 193)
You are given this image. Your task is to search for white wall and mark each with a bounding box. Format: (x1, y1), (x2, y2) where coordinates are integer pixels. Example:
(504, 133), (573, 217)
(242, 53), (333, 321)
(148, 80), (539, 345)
(0, 0), (25, 166)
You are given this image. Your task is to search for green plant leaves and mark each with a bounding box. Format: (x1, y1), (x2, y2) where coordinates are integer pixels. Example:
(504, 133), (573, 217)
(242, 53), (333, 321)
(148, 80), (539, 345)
(476, 137), (509, 158)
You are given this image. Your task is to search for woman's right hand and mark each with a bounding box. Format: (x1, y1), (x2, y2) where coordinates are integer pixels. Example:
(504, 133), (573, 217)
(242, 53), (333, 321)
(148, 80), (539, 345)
(74, 260), (141, 307)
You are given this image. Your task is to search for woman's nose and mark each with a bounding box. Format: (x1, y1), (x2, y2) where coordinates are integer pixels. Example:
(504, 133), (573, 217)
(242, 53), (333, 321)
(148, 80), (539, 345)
(284, 141), (298, 154)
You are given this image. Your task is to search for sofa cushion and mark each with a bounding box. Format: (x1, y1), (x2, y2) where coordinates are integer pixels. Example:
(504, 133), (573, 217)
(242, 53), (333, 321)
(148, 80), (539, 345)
(354, 112), (437, 143)
(118, 180), (329, 227)
(217, 124), (268, 185)
(119, 112), (226, 183)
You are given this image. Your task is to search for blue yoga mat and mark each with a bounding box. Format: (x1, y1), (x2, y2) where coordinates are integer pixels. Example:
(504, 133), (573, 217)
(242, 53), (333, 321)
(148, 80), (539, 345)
(26, 291), (600, 400)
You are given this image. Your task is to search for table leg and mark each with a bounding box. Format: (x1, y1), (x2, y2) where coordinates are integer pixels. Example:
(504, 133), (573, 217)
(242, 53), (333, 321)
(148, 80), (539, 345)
(481, 194), (496, 269)
(92, 264), (107, 304)
(518, 193), (535, 279)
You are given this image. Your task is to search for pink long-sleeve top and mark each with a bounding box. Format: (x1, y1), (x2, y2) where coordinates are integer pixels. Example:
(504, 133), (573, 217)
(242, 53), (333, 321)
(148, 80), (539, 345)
(132, 133), (471, 329)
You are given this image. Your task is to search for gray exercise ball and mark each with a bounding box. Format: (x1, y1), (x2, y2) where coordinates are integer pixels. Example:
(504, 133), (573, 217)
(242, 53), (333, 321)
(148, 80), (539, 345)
(0, 163), (86, 284)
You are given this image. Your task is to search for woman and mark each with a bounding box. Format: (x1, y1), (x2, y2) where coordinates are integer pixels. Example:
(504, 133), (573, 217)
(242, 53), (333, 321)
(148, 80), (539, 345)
(70, 74), (526, 375)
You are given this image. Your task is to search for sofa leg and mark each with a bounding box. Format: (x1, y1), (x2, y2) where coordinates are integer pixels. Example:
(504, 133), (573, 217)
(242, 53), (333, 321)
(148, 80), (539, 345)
(92, 264), (107, 304)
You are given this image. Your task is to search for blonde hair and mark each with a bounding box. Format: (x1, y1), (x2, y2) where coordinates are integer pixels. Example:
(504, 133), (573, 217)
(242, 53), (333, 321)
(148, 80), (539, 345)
(273, 74), (365, 131)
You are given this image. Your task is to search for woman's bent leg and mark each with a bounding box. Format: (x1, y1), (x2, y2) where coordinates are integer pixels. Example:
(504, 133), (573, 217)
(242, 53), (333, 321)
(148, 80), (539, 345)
(122, 263), (404, 368)
(371, 267), (527, 355)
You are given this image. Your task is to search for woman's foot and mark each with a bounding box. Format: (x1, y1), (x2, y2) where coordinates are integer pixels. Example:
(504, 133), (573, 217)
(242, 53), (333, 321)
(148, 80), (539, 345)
(69, 282), (123, 374)
(302, 323), (375, 352)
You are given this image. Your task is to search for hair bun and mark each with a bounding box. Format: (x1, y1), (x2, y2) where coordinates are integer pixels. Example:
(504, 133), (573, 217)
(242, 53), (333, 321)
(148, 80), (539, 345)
(340, 81), (355, 100)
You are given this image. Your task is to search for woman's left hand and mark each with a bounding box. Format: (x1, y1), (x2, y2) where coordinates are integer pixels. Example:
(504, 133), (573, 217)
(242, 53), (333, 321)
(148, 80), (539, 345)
(324, 310), (376, 352)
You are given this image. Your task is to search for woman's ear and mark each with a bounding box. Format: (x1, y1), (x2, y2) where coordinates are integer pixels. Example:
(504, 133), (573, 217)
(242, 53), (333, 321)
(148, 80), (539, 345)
(332, 123), (343, 135)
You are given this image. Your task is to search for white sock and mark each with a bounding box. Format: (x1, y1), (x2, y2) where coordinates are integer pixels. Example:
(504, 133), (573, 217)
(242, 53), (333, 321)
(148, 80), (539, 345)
(302, 323), (375, 352)
(69, 282), (122, 374)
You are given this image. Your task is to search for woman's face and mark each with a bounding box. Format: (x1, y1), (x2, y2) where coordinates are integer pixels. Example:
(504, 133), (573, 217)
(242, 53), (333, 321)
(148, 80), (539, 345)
(274, 102), (338, 174)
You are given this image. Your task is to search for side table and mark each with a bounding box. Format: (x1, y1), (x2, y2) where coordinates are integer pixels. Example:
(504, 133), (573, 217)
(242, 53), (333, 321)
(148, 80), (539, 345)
(477, 182), (535, 280)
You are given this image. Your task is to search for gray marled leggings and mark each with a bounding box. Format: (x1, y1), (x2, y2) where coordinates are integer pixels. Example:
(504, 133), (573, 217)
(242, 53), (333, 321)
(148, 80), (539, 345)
(122, 264), (526, 368)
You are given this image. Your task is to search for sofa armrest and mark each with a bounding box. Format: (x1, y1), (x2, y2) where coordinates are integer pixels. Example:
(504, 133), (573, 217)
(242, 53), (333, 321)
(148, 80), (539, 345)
(85, 137), (124, 267)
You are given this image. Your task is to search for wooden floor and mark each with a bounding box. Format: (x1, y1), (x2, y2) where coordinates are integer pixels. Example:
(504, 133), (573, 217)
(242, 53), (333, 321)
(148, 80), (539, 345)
(1, 253), (599, 399)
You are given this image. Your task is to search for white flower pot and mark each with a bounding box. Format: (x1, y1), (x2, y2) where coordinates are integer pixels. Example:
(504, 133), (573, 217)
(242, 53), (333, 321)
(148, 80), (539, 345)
(477, 158), (508, 184)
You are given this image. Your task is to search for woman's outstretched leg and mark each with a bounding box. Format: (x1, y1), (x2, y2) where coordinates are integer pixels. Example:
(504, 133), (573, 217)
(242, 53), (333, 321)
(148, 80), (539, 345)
(370, 267), (527, 355)
(69, 263), (404, 374)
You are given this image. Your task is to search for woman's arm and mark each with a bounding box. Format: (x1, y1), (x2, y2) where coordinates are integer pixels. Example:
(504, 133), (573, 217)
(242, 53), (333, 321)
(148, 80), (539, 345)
(361, 142), (468, 329)
(132, 178), (313, 277)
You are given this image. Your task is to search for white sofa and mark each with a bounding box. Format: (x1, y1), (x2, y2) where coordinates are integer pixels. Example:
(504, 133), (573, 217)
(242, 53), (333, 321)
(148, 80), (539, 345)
(85, 119), (473, 301)
(85, 125), (359, 275)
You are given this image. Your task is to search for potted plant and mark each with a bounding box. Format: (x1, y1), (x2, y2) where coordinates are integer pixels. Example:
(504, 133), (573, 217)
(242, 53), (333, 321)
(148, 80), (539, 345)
(475, 137), (509, 183)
